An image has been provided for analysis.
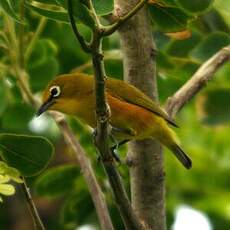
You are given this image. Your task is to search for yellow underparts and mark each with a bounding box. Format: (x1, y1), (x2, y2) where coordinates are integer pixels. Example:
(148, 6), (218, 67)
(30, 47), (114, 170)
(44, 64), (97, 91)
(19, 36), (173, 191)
(51, 94), (179, 148)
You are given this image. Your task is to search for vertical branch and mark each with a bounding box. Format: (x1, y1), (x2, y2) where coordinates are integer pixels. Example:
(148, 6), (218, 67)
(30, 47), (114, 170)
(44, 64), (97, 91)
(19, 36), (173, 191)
(25, 17), (47, 63)
(115, 0), (166, 229)
(21, 178), (45, 230)
(67, 0), (144, 229)
(91, 44), (143, 229)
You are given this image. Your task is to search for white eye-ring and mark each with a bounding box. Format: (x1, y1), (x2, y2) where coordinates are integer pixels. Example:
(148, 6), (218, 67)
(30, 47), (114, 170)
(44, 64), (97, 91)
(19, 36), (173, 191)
(49, 85), (61, 98)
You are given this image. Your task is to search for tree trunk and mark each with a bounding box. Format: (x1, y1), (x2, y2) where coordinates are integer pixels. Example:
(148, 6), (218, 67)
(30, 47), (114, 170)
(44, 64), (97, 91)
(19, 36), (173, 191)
(114, 1), (166, 229)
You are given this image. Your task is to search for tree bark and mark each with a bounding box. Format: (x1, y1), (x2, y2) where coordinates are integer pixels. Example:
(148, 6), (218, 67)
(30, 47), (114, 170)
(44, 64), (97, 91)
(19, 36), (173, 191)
(114, 1), (166, 229)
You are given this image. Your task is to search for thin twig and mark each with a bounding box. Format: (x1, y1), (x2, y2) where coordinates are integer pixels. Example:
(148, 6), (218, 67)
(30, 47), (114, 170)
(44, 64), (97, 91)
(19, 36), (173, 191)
(4, 11), (36, 105)
(67, 0), (92, 53)
(21, 177), (45, 230)
(101, 0), (148, 36)
(51, 112), (114, 230)
(25, 17), (47, 63)
(19, 0), (25, 68)
(165, 45), (230, 118)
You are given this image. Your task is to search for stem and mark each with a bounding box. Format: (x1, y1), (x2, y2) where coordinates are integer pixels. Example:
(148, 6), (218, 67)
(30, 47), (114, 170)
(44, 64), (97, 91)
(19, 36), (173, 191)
(115, 0), (165, 229)
(67, 0), (91, 53)
(15, 68), (38, 105)
(4, 8), (36, 105)
(102, 0), (148, 36)
(92, 46), (143, 229)
(165, 45), (230, 118)
(19, 0), (25, 68)
(21, 177), (45, 230)
(25, 17), (47, 63)
(67, 0), (144, 228)
(89, 0), (144, 228)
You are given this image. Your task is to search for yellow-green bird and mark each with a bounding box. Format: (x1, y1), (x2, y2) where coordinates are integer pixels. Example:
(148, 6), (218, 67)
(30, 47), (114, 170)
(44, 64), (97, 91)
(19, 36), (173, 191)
(37, 73), (192, 169)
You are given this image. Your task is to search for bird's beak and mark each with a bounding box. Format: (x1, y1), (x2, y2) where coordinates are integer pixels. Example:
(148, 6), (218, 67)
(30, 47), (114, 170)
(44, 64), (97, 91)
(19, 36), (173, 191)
(36, 97), (54, 117)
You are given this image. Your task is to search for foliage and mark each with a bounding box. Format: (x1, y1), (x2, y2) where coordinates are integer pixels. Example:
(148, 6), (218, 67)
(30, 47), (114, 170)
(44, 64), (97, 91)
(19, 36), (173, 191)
(0, 0), (229, 229)
(0, 134), (54, 177)
(0, 161), (22, 202)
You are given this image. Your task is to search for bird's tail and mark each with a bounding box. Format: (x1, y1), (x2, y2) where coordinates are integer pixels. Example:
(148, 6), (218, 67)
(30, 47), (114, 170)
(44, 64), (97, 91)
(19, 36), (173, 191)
(170, 144), (192, 169)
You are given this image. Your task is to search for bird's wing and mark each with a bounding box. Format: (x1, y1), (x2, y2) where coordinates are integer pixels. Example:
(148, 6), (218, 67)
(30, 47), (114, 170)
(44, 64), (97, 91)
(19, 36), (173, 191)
(106, 78), (178, 127)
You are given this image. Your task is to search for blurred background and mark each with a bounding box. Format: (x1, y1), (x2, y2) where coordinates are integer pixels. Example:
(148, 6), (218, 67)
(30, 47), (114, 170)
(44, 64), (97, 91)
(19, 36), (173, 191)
(0, 0), (230, 229)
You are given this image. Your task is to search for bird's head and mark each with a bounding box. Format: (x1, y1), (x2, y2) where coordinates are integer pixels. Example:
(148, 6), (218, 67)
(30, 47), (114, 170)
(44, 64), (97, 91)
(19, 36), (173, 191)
(37, 73), (91, 116)
(37, 76), (65, 116)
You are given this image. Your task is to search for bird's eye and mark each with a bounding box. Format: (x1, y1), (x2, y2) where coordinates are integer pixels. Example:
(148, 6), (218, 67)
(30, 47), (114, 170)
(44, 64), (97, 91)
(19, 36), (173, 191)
(49, 85), (61, 98)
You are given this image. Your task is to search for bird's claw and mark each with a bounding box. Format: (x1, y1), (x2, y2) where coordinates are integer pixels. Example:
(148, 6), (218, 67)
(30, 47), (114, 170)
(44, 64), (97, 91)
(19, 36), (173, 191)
(110, 147), (121, 164)
(97, 149), (121, 164)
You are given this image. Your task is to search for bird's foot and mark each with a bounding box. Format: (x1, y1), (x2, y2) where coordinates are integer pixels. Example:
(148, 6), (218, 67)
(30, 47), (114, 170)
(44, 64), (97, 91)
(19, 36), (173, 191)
(110, 147), (121, 164)
(97, 148), (121, 164)
(92, 128), (97, 145)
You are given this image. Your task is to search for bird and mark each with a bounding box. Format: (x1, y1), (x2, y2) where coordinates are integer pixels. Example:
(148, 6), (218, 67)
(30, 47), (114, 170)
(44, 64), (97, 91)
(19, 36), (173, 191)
(37, 73), (192, 169)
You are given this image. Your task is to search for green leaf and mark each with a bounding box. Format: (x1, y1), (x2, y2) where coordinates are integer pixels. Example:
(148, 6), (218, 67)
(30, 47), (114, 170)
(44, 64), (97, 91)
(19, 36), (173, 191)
(0, 175), (10, 184)
(0, 162), (7, 174)
(0, 82), (7, 116)
(92, 0), (114, 15)
(0, 183), (15, 196)
(1, 103), (35, 132)
(26, 3), (69, 23)
(176, 0), (214, 14)
(33, 0), (59, 4)
(27, 39), (58, 67)
(201, 9), (230, 33)
(0, 134), (54, 177)
(190, 32), (230, 62)
(0, 161), (22, 183)
(198, 87), (230, 125)
(47, 0), (97, 29)
(72, 1), (96, 29)
(158, 62), (199, 101)
(214, 0), (230, 28)
(4, 166), (23, 183)
(26, 39), (59, 92)
(156, 51), (174, 69)
(35, 165), (79, 197)
(27, 1), (96, 29)
(61, 192), (94, 227)
(166, 30), (201, 57)
(0, 0), (21, 23)
(28, 56), (59, 92)
(149, 5), (192, 32)
(214, 60), (230, 82)
(54, 0), (67, 8)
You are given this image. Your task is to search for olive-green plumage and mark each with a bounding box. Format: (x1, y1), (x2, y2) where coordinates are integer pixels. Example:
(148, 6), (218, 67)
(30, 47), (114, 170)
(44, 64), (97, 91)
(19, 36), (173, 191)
(38, 73), (192, 169)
